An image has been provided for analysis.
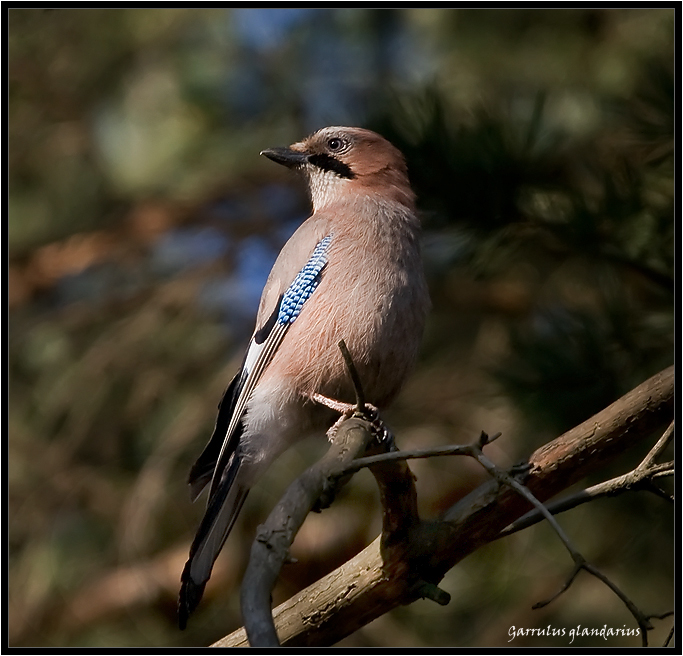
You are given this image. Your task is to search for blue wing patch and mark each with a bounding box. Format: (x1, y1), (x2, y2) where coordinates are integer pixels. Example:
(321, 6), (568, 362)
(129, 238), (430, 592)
(278, 234), (332, 325)
(206, 233), (334, 498)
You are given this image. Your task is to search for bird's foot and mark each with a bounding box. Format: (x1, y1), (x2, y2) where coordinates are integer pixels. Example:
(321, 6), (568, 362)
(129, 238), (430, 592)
(310, 392), (395, 449)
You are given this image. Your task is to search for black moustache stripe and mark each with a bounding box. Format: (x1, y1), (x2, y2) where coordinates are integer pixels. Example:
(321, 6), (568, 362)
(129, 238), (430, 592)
(307, 153), (356, 179)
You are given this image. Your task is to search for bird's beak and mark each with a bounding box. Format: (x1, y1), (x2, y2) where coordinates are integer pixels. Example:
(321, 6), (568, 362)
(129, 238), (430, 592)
(260, 146), (308, 168)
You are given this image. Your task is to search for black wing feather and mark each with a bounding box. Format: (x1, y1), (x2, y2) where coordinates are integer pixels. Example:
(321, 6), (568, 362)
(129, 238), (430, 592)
(187, 370), (244, 501)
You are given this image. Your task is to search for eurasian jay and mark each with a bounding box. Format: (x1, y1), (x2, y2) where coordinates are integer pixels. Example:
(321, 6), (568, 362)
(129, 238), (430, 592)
(178, 126), (429, 628)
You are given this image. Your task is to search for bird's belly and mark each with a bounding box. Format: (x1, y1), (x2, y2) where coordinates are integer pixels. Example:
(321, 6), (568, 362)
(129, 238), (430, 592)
(264, 278), (424, 408)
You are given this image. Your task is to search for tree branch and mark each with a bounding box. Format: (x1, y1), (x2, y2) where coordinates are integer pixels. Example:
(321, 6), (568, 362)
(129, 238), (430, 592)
(499, 419), (674, 536)
(213, 364), (673, 648)
(240, 417), (376, 646)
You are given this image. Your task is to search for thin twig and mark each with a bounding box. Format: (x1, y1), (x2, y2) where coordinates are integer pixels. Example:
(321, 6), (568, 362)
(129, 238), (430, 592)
(582, 562), (653, 645)
(637, 420), (674, 471)
(334, 443), (474, 477)
(499, 460), (674, 536)
(469, 437), (585, 562)
(499, 420), (674, 536)
(642, 481), (674, 503)
(338, 339), (366, 411)
(532, 563), (582, 608)
(646, 610), (674, 621)
(663, 623), (674, 647)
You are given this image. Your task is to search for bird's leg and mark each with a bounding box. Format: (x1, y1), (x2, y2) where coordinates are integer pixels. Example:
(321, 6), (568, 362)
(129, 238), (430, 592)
(310, 392), (355, 415)
(309, 392), (396, 451)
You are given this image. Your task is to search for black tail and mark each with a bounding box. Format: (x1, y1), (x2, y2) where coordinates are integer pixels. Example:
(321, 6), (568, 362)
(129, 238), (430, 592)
(178, 451), (248, 629)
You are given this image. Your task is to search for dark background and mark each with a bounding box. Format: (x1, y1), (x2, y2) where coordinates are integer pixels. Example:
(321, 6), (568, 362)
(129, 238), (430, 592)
(8, 7), (675, 648)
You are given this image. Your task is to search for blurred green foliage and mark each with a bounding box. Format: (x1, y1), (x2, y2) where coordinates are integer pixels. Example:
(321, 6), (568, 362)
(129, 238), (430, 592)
(8, 7), (674, 648)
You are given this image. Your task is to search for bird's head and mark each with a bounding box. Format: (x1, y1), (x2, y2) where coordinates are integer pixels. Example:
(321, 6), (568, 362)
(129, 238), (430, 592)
(261, 127), (415, 211)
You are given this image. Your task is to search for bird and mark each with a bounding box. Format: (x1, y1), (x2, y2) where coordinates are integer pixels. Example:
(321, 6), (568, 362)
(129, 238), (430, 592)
(178, 126), (430, 628)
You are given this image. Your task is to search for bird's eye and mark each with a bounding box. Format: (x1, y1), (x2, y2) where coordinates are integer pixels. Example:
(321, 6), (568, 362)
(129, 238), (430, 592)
(327, 137), (345, 152)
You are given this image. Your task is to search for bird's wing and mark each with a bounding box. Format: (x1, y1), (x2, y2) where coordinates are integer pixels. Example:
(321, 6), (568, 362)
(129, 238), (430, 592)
(179, 232), (333, 628)
(187, 232), (333, 502)
(187, 369), (241, 501)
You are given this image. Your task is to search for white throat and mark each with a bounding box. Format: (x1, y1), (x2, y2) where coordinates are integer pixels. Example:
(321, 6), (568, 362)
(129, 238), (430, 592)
(306, 168), (350, 211)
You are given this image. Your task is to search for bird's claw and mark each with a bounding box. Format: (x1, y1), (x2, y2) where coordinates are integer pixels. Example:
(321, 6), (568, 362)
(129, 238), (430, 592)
(310, 392), (395, 451)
